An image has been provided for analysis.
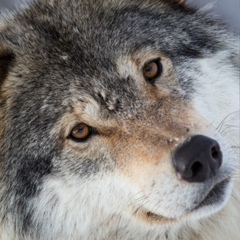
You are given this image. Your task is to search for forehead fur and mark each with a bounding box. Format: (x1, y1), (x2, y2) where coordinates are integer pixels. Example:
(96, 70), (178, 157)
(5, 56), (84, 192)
(0, 0), (228, 120)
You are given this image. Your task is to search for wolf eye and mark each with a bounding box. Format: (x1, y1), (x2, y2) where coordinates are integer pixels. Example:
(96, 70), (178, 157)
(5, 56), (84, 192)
(69, 123), (92, 141)
(143, 58), (162, 83)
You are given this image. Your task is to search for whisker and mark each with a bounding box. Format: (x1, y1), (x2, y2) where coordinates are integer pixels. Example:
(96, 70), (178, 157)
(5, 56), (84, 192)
(216, 111), (239, 132)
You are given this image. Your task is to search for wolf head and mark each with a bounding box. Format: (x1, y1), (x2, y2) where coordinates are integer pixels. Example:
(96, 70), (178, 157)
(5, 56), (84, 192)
(0, 0), (239, 239)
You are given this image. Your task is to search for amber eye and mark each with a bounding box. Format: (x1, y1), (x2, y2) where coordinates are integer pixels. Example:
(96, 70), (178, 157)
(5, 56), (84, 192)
(69, 123), (92, 142)
(143, 58), (162, 82)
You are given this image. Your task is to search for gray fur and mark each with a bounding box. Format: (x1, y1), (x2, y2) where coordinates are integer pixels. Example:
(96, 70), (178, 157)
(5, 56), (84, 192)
(0, 0), (239, 239)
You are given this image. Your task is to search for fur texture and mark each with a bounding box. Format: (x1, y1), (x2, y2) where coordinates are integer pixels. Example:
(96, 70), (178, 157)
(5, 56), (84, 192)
(0, 0), (239, 239)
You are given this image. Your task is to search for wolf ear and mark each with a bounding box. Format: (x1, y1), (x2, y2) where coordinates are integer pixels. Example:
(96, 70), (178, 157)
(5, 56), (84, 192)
(0, 47), (15, 88)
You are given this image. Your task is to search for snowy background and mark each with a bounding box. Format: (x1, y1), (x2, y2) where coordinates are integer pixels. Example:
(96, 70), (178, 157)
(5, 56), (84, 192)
(0, 0), (239, 33)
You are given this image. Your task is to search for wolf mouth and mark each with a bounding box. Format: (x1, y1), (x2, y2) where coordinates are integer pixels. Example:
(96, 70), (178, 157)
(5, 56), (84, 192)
(141, 178), (231, 223)
(193, 178), (231, 210)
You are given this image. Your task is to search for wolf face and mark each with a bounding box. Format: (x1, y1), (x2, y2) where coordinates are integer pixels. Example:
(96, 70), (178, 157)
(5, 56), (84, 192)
(0, 0), (239, 239)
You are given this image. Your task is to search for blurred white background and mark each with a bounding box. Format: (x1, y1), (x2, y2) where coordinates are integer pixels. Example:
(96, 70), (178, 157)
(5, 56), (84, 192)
(0, 0), (239, 33)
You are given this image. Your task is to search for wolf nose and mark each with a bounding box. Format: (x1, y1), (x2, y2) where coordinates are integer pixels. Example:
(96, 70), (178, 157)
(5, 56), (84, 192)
(173, 135), (222, 183)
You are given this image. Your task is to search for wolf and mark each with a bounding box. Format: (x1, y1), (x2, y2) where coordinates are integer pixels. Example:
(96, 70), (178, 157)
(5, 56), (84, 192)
(0, 0), (239, 239)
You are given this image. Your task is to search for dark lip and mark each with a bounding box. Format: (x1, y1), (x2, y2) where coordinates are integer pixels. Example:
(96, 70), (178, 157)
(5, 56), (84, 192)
(193, 178), (231, 210)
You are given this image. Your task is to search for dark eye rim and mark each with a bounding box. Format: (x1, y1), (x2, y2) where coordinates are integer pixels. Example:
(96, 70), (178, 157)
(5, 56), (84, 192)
(142, 58), (162, 83)
(68, 123), (97, 143)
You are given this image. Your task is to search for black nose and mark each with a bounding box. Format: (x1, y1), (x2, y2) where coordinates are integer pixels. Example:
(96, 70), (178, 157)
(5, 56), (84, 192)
(173, 135), (222, 183)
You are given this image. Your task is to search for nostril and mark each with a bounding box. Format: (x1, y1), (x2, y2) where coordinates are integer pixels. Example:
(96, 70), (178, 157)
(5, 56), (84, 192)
(211, 146), (219, 159)
(210, 143), (222, 171)
(191, 161), (203, 176)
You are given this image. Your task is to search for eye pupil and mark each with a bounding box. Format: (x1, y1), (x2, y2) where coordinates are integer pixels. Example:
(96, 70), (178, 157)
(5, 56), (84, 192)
(143, 59), (162, 82)
(70, 123), (91, 141)
(73, 126), (85, 135)
(145, 63), (156, 74)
